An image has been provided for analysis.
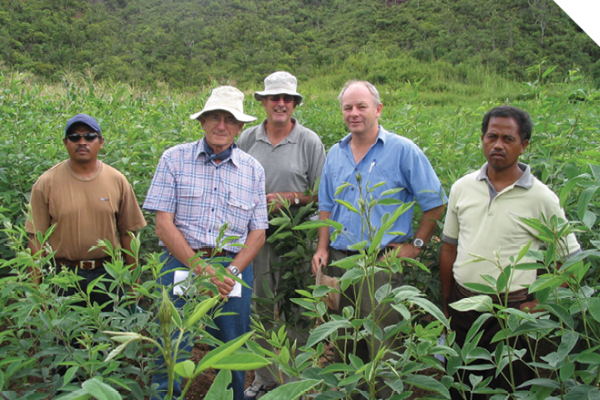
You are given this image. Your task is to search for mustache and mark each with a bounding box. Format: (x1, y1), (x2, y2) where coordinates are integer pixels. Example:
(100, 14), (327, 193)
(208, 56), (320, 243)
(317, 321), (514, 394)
(76, 145), (90, 152)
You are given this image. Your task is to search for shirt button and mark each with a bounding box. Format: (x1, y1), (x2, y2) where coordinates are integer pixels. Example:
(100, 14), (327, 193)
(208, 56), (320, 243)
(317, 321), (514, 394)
(211, 208), (214, 211)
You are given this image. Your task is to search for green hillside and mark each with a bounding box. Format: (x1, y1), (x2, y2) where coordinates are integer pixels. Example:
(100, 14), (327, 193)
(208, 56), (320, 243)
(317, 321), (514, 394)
(1, 0), (598, 91)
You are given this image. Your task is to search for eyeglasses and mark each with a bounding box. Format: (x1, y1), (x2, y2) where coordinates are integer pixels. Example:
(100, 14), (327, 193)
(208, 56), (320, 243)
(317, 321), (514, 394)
(66, 133), (101, 142)
(205, 113), (239, 126)
(267, 95), (295, 103)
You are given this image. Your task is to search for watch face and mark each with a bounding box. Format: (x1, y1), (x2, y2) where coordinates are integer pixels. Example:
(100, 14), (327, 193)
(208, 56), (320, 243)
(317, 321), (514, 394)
(413, 238), (425, 248)
(294, 197), (300, 205)
(229, 266), (240, 276)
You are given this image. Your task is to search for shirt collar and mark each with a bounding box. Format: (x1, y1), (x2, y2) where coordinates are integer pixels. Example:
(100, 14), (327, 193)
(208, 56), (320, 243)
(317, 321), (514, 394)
(339, 125), (386, 147)
(256, 118), (299, 145)
(477, 162), (534, 189)
(196, 138), (239, 166)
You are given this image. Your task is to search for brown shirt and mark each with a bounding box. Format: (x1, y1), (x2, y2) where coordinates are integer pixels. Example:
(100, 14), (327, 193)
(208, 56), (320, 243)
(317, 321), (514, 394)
(25, 160), (147, 260)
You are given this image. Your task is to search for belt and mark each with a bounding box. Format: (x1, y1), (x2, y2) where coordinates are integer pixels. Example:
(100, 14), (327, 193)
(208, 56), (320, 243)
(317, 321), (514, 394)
(340, 244), (402, 257)
(456, 282), (529, 304)
(192, 248), (226, 258)
(55, 257), (110, 270)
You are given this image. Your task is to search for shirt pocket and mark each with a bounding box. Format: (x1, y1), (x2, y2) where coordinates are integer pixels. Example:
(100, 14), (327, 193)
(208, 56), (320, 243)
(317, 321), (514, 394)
(225, 196), (255, 236)
(177, 184), (204, 219)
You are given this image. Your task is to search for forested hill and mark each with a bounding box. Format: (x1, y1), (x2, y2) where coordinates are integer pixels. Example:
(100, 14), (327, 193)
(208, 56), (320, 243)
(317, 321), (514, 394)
(1, 0), (598, 90)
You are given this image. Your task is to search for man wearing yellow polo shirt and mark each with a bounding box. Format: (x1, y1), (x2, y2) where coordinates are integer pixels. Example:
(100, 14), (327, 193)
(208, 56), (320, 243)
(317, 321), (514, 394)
(440, 105), (580, 399)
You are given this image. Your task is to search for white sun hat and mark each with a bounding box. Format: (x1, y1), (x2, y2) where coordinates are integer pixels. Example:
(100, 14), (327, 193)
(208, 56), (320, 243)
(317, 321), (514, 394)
(254, 71), (303, 105)
(190, 86), (257, 123)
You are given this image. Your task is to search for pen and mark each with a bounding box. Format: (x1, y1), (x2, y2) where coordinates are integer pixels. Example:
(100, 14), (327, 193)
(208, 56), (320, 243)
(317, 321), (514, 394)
(369, 159), (376, 173)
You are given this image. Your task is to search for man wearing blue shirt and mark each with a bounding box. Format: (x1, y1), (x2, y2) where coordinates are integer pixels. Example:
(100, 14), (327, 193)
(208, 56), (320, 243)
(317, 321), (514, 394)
(311, 80), (446, 367)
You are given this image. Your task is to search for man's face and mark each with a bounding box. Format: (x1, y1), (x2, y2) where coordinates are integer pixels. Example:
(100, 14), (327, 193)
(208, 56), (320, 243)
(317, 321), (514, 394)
(482, 116), (529, 173)
(261, 94), (296, 127)
(341, 84), (382, 137)
(200, 111), (244, 153)
(63, 124), (104, 164)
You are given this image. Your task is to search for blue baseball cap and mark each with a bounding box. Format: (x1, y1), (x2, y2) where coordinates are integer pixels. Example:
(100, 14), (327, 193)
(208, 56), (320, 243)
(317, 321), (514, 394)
(65, 114), (101, 136)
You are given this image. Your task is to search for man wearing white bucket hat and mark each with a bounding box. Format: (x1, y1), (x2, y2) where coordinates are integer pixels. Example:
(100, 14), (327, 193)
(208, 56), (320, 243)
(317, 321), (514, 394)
(144, 86), (268, 400)
(237, 72), (325, 399)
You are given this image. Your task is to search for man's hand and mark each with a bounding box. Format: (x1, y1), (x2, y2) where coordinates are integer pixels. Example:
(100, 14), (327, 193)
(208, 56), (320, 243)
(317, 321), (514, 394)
(202, 264), (235, 298)
(383, 242), (421, 261)
(312, 249), (328, 276)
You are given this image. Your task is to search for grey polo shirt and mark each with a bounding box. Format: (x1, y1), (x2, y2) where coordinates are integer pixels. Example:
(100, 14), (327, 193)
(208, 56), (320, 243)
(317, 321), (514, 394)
(237, 118), (326, 195)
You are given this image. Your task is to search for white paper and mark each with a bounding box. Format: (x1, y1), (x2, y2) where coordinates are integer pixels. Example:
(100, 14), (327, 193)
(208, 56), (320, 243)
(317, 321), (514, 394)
(229, 272), (242, 298)
(172, 269), (242, 298)
(173, 270), (192, 295)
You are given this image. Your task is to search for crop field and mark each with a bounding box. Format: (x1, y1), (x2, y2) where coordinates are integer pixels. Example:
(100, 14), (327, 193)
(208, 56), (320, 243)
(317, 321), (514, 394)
(1, 69), (600, 399)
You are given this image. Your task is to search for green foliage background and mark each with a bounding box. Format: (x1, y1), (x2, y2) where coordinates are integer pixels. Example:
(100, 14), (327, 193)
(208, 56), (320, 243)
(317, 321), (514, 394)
(1, 0), (599, 91)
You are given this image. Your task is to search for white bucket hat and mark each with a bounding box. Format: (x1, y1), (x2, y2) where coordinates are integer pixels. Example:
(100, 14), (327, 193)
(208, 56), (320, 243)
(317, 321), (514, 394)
(254, 71), (303, 105)
(190, 86), (257, 123)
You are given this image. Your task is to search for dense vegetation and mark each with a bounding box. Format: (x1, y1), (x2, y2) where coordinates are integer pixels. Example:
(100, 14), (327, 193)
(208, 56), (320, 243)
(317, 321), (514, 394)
(1, 70), (599, 398)
(2, 0), (599, 92)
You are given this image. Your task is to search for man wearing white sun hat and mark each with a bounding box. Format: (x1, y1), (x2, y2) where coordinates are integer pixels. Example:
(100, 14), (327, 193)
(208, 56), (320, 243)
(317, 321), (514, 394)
(237, 72), (325, 400)
(144, 86), (268, 400)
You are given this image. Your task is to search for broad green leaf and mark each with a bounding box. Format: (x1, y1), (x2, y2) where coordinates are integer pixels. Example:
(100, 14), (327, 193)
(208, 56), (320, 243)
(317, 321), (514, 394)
(334, 182), (352, 196)
(82, 378), (122, 400)
(293, 220), (330, 230)
(307, 320), (352, 348)
(577, 185), (599, 221)
(195, 331), (253, 373)
(403, 374), (451, 398)
(557, 331), (579, 361)
(212, 353), (270, 370)
(63, 366), (79, 386)
(334, 199), (359, 214)
(541, 303), (574, 329)
(174, 360), (196, 378)
(462, 283), (496, 295)
(577, 348), (600, 364)
(588, 298), (600, 323)
(410, 297), (450, 329)
(260, 379), (322, 400)
(377, 198), (402, 205)
(186, 295), (220, 329)
(205, 370), (233, 400)
(559, 361), (575, 381)
(450, 295), (493, 313)
(54, 390), (91, 400)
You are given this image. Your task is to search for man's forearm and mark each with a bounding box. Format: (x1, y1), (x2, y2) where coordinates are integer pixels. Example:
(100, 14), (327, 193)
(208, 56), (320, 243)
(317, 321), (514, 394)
(155, 211), (196, 269)
(267, 191), (318, 208)
(440, 241), (457, 310)
(316, 210), (332, 252)
(231, 229), (266, 272)
(414, 204), (446, 243)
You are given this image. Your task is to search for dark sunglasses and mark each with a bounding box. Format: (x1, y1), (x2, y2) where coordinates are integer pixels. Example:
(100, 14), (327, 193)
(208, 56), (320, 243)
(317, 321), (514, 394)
(66, 133), (101, 143)
(267, 94), (295, 103)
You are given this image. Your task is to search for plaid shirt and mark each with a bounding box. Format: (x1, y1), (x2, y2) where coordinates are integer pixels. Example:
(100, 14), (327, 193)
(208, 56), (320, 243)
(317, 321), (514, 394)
(143, 140), (268, 252)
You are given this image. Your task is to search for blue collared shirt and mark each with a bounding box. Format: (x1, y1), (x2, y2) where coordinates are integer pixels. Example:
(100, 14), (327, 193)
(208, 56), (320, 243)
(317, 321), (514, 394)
(319, 126), (447, 250)
(143, 139), (268, 252)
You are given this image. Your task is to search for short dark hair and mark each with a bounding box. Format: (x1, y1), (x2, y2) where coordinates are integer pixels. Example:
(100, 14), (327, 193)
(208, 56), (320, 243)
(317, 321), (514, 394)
(481, 105), (532, 143)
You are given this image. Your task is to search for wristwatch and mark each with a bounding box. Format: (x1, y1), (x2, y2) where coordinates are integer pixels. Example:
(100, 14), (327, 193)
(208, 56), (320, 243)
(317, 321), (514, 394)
(412, 238), (425, 249)
(229, 266), (240, 276)
(293, 192), (300, 205)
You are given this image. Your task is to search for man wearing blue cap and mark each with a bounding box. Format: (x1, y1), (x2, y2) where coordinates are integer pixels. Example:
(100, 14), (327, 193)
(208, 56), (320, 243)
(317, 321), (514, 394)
(26, 113), (147, 308)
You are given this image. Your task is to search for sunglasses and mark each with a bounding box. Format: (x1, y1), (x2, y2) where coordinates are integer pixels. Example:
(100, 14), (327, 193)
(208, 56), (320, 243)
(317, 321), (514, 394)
(267, 94), (295, 103)
(66, 133), (101, 143)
